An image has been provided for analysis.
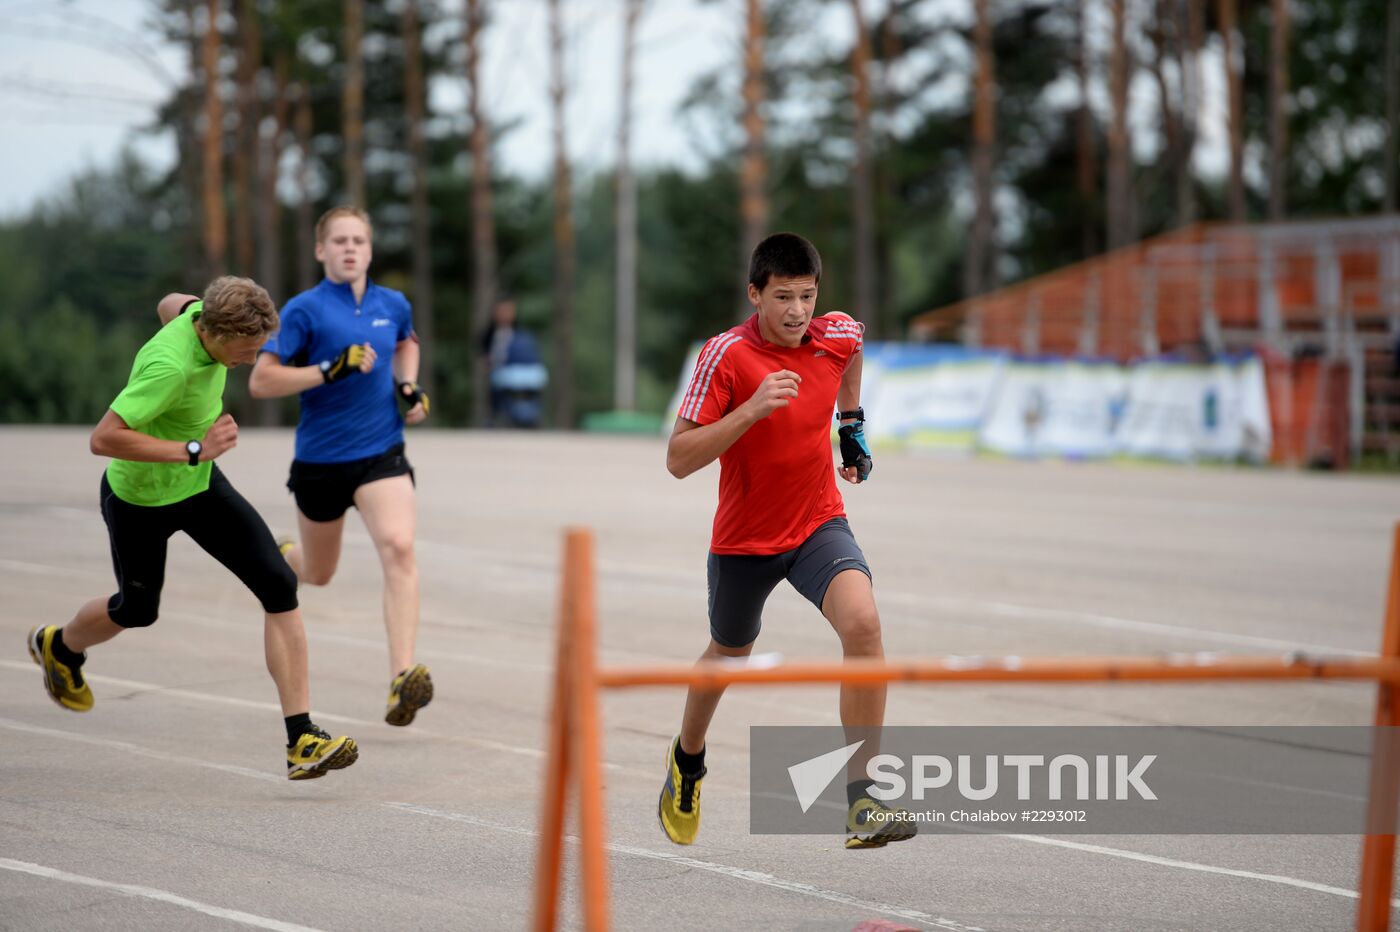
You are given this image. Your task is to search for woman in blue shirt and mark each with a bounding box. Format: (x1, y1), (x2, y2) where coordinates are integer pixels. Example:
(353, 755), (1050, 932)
(250, 206), (433, 727)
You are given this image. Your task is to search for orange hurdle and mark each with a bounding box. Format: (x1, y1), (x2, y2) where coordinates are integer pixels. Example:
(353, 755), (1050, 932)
(532, 524), (1400, 932)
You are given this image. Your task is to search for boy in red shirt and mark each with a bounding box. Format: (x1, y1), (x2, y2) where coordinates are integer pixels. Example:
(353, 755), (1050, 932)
(658, 233), (915, 849)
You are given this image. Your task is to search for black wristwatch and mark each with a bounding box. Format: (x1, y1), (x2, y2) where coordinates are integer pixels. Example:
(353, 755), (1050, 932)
(838, 407), (865, 423)
(185, 440), (202, 466)
(319, 359), (334, 383)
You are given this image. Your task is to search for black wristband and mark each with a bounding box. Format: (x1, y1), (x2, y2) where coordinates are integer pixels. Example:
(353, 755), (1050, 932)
(838, 407), (865, 422)
(178, 297), (200, 316)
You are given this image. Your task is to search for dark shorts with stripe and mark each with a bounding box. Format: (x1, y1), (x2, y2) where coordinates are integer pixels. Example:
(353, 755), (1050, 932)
(706, 517), (872, 649)
(286, 443), (414, 523)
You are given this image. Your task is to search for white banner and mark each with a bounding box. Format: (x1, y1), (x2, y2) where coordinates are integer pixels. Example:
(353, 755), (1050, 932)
(860, 346), (1005, 453)
(666, 343), (1271, 464)
(977, 360), (1128, 459)
(1115, 356), (1272, 462)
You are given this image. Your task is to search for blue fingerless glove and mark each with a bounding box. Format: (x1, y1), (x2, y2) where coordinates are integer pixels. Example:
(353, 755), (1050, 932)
(838, 410), (872, 482)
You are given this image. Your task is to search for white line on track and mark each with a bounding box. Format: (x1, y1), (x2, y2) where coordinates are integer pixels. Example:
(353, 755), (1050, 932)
(169, 612), (552, 674)
(0, 717), (964, 931)
(0, 857), (328, 932)
(4, 715), (1390, 923)
(416, 539), (1387, 658)
(0, 660), (557, 764)
(0, 557), (86, 578)
(1, 543), (1376, 657)
(0, 716), (282, 783)
(888, 592), (1377, 658)
(1004, 834), (1400, 908)
(392, 802), (988, 932)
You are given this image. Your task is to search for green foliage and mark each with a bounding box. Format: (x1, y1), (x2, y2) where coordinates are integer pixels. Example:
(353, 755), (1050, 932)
(1243, 0), (1390, 216)
(0, 153), (184, 424)
(0, 299), (144, 424)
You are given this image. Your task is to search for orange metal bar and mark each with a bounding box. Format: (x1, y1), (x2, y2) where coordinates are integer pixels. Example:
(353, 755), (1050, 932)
(1357, 523), (1400, 932)
(568, 529), (611, 932)
(530, 530), (581, 932)
(597, 655), (1400, 690)
(540, 525), (1400, 932)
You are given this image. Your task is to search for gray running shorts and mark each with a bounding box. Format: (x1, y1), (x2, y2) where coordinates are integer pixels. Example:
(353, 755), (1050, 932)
(706, 516), (872, 649)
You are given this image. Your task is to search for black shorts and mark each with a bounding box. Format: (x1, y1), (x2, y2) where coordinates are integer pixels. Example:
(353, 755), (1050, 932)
(287, 443), (415, 523)
(706, 517), (872, 649)
(101, 465), (298, 628)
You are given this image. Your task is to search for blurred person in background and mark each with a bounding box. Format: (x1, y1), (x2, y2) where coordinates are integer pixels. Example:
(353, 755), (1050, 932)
(248, 207), (434, 728)
(30, 277), (359, 781)
(479, 295), (547, 428)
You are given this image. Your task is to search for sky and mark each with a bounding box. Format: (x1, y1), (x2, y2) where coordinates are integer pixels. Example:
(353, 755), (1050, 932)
(0, 0), (754, 217)
(0, 0), (1230, 219)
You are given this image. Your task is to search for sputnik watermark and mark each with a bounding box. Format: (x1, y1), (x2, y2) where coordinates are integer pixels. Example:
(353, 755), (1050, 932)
(865, 751), (1157, 802)
(753, 726), (1390, 835)
(786, 739), (1155, 813)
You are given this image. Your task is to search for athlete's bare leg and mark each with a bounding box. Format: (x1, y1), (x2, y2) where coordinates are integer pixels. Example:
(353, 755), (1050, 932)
(353, 475), (419, 677)
(822, 568), (886, 783)
(60, 598), (124, 652)
(263, 607), (311, 716)
(283, 512), (346, 586)
(678, 637), (755, 756)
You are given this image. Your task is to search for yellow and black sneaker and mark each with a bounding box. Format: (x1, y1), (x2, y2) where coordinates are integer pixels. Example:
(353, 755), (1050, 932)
(845, 796), (919, 850)
(286, 726), (358, 781)
(658, 736), (705, 845)
(385, 663), (433, 726)
(27, 626), (93, 712)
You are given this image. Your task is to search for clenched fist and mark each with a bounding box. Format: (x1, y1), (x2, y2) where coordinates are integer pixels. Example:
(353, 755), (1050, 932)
(744, 370), (802, 420)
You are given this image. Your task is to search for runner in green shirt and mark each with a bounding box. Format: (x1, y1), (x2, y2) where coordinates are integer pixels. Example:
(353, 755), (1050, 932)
(27, 276), (359, 781)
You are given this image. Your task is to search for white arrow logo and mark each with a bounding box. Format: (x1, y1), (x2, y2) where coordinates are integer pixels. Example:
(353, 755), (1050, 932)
(787, 740), (864, 813)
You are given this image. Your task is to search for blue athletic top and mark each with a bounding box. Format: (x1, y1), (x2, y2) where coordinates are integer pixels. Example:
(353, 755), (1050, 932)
(264, 278), (415, 464)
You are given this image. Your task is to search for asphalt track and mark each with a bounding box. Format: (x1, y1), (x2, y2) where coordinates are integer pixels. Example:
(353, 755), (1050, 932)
(2, 425), (1397, 931)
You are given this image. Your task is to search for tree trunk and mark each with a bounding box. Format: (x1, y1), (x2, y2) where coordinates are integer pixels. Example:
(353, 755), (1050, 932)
(1267, 0), (1289, 221)
(201, 0), (227, 278)
(1219, 0), (1246, 221)
(547, 0), (576, 428)
(232, 0), (260, 275)
(1177, 0), (1203, 225)
(875, 2), (902, 335)
(1106, 0), (1133, 250)
(739, 0), (768, 313)
(180, 0), (205, 290)
(964, 0), (996, 297)
(1389, 0), (1399, 213)
(294, 85), (317, 292)
(466, 0), (499, 427)
(1149, 0), (1182, 227)
(256, 54), (287, 427)
(259, 49), (289, 305)
(614, 0), (644, 412)
(342, 0), (366, 208)
(1075, 0), (1098, 257)
(850, 0), (878, 338)
(402, 0), (436, 401)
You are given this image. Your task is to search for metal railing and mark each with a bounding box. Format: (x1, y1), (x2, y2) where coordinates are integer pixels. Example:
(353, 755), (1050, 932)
(532, 526), (1400, 932)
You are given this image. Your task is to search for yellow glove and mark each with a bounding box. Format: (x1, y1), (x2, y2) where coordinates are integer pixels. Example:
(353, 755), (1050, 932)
(320, 344), (369, 383)
(397, 380), (429, 415)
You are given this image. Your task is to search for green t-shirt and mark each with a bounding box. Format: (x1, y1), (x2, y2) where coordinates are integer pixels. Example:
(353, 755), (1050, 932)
(106, 305), (226, 506)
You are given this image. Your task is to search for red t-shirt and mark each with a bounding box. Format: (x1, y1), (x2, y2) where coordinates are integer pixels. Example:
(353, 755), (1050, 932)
(678, 311), (864, 555)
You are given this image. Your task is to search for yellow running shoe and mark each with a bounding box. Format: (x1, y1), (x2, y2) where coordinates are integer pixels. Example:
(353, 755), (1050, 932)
(845, 795), (919, 849)
(286, 726), (358, 780)
(27, 626), (93, 712)
(658, 736), (705, 845)
(385, 663), (433, 726)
